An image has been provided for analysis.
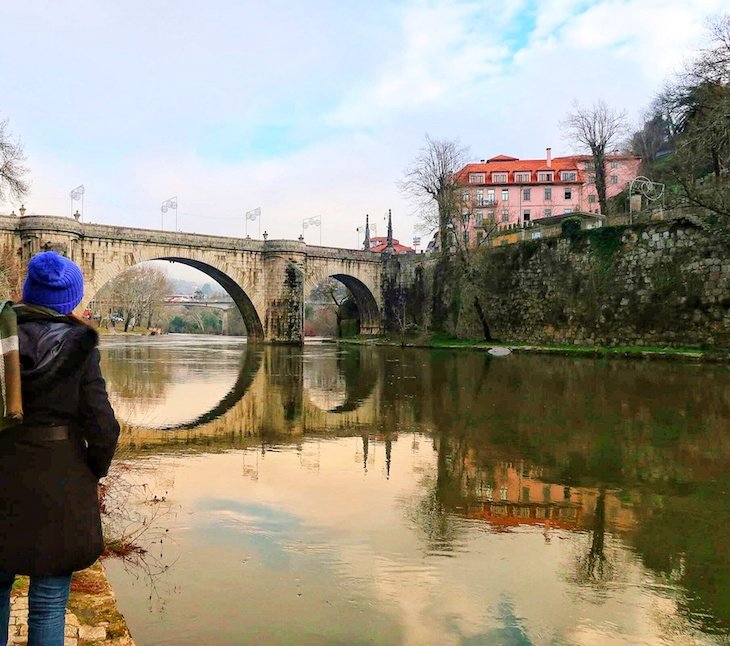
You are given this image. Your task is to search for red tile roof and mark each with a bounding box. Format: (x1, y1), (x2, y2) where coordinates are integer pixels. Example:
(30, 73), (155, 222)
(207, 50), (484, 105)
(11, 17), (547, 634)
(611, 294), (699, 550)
(457, 155), (587, 185)
(368, 237), (414, 254)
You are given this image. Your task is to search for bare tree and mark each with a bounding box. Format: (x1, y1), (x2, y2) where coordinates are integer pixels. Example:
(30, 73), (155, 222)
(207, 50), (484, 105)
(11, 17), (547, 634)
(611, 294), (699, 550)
(448, 202), (499, 342)
(630, 111), (672, 167)
(399, 135), (468, 258)
(653, 15), (730, 224)
(308, 278), (349, 337)
(0, 245), (22, 300)
(448, 198), (499, 264)
(95, 265), (172, 332)
(561, 100), (628, 216)
(0, 118), (29, 204)
(691, 15), (730, 85)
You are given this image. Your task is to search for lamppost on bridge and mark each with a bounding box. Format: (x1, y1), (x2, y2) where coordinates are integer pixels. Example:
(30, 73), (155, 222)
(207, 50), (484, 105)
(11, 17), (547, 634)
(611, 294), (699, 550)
(302, 215), (322, 245)
(69, 185), (84, 221)
(161, 196), (178, 231)
(245, 207), (261, 238)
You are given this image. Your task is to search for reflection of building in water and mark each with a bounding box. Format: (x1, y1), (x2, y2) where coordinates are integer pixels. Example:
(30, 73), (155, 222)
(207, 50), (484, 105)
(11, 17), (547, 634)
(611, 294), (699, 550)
(456, 458), (636, 534)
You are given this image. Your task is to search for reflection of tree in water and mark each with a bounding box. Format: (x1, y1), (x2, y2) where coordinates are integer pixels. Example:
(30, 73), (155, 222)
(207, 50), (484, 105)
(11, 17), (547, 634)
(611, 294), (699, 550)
(406, 432), (469, 553)
(381, 349), (730, 631)
(630, 476), (730, 635)
(303, 351), (347, 411)
(101, 344), (175, 402)
(571, 489), (615, 585)
(303, 347), (379, 413)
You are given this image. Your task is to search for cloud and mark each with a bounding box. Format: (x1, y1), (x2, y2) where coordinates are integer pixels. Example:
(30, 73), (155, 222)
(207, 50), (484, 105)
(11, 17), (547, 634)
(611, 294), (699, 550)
(330, 0), (513, 128)
(2, 0), (728, 250)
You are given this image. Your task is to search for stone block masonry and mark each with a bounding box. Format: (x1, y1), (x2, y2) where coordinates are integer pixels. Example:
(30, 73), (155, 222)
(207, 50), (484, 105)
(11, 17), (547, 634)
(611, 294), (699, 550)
(8, 562), (134, 645)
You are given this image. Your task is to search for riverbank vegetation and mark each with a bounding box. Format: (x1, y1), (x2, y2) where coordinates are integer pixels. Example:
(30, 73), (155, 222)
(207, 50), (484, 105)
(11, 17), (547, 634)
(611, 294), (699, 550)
(339, 334), (729, 362)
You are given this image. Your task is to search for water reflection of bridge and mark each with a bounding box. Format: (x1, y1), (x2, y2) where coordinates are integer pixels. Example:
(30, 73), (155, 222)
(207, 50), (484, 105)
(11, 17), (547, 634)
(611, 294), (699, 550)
(118, 345), (382, 449)
(111, 344), (730, 633)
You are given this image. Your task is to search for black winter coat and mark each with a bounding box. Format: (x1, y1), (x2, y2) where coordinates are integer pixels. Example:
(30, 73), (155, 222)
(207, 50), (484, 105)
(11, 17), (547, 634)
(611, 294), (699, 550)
(0, 310), (120, 576)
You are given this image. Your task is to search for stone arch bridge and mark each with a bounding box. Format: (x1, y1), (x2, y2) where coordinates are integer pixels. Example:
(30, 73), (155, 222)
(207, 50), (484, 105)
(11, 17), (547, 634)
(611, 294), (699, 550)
(0, 215), (384, 343)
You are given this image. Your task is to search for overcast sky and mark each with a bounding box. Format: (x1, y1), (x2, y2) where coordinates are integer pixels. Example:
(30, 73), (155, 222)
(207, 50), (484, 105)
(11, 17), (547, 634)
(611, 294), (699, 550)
(1, 0), (725, 250)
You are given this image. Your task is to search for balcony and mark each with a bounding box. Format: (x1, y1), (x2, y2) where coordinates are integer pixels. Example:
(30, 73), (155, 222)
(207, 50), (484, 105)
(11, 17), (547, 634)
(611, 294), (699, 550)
(475, 198), (498, 207)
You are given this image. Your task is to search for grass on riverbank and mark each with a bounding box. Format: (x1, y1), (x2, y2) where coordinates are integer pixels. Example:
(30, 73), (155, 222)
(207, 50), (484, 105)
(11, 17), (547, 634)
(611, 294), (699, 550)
(338, 333), (730, 362)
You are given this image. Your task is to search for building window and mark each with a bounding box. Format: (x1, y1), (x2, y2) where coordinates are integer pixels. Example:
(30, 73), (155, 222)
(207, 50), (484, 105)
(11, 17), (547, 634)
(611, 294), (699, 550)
(501, 189), (509, 202)
(462, 191), (469, 202)
(501, 209), (509, 222)
(463, 231), (469, 246)
(476, 189), (484, 205)
(522, 188), (531, 201)
(544, 208), (552, 217)
(537, 172), (554, 182)
(544, 187), (552, 201)
(611, 160), (618, 169)
(486, 210), (495, 222)
(564, 207), (573, 214)
(561, 171), (577, 181)
(611, 174), (618, 184)
(487, 189), (495, 204)
(515, 172), (531, 183)
(523, 210), (531, 222)
(469, 173), (485, 183)
(564, 188), (572, 200)
(476, 231), (484, 244)
(491, 172), (508, 183)
(475, 210), (484, 226)
(588, 194), (596, 204)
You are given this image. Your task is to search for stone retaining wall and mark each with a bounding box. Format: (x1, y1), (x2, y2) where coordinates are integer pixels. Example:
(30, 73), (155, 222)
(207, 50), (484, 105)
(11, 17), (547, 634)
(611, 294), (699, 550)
(388, 219), (730, 348)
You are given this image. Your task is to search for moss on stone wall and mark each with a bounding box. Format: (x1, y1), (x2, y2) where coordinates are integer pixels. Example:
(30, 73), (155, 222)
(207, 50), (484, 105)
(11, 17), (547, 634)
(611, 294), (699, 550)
(389, 219), (730, 349)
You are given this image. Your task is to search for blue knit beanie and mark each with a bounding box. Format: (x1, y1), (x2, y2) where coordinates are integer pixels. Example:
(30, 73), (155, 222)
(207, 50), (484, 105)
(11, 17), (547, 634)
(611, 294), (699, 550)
(22, 251), (85, 315)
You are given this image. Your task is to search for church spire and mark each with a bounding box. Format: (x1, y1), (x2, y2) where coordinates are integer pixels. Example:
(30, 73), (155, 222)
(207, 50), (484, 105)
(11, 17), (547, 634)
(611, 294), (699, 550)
(386, 208), (393, 249)
(363, 214), (371, 250)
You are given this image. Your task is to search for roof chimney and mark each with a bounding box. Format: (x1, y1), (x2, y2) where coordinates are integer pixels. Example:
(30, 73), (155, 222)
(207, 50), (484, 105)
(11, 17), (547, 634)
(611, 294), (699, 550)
(546, 147), (552, 168)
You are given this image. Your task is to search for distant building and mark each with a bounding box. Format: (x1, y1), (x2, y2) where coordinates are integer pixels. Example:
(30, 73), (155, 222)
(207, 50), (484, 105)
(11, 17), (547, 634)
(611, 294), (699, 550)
(361, 210), (414, 254)
(366, 236), (414, 254)
(454, 148), (640, 246)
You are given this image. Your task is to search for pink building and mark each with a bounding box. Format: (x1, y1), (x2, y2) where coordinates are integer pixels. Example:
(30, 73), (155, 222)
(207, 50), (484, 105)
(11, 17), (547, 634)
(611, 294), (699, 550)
(454, 149), (640, 245)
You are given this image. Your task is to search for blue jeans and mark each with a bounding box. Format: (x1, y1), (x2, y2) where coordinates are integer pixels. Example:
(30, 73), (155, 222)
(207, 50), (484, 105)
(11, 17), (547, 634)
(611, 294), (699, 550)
(0, 571), (72, 646)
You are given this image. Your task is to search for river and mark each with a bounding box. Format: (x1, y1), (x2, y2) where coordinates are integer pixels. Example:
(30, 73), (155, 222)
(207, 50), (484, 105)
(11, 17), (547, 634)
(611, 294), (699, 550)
(99, 335), (730, 645)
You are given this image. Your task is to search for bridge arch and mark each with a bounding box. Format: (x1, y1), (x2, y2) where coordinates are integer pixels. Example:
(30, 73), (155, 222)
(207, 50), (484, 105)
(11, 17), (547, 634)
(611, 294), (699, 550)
(304, 268), (381, 336)
(158, 257), (264, 340)
(85, 254), (265, 341)
(329, 274), (380, 336)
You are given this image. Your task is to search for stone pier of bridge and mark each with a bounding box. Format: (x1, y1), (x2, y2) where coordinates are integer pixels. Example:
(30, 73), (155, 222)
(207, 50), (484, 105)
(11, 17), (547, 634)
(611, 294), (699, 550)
(0, 215), (384, 344)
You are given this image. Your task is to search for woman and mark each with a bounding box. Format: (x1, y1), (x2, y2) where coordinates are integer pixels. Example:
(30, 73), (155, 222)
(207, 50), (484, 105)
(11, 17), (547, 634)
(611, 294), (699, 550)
(0, 251), (120, 646)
